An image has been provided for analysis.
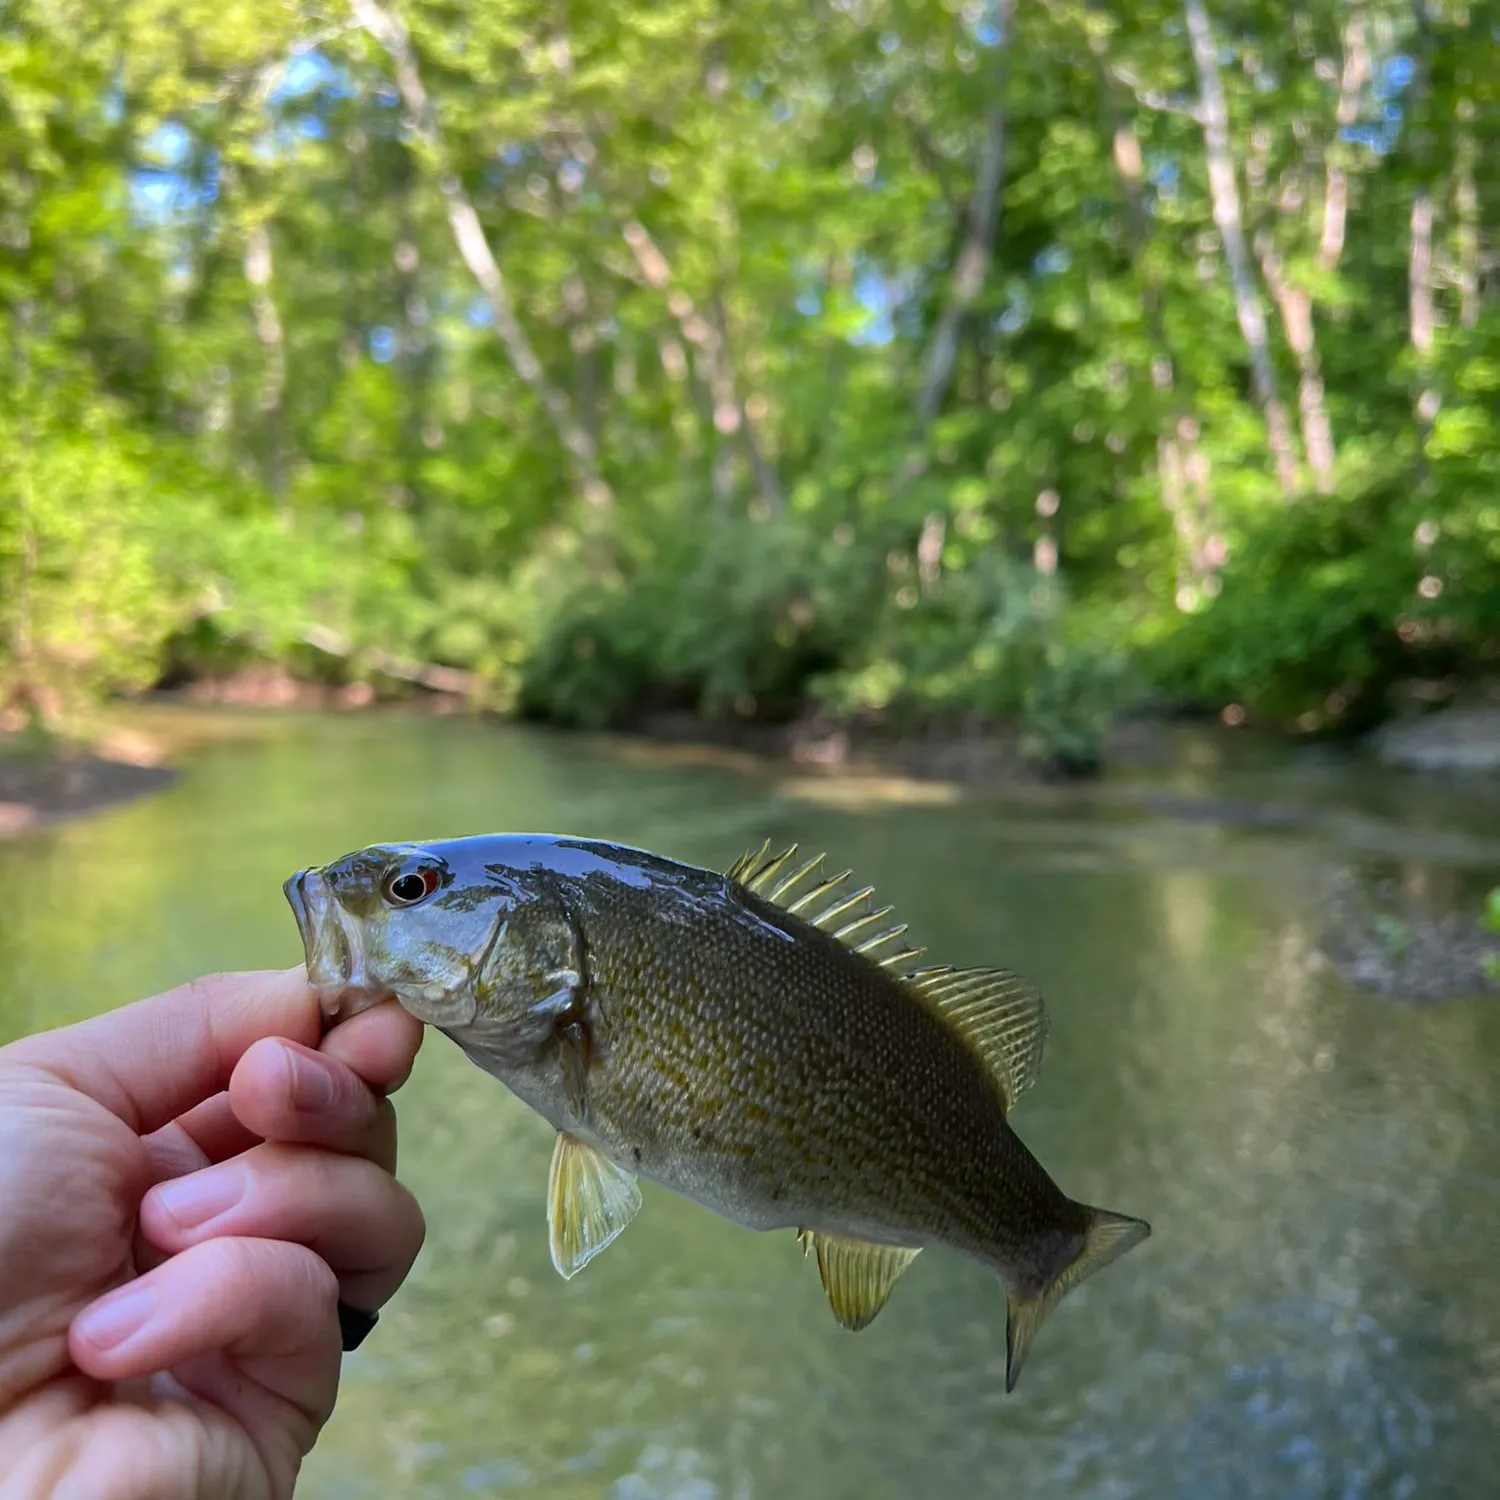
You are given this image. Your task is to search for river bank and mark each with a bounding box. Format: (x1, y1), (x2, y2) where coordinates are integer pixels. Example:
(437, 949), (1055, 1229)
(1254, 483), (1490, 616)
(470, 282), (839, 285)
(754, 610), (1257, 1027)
(6, 674), (1498, 843)
(0, 737), (178, 839)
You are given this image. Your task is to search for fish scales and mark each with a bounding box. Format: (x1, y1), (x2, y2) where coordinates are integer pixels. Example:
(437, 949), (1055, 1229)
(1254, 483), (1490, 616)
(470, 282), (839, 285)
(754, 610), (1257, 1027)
(577, 877), (1051, 1259)
(284, 832), (1150, 1391)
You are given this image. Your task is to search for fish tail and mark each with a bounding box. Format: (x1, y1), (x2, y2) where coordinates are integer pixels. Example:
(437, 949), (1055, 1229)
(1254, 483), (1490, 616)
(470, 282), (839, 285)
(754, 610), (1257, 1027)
(1002, 1203), (1150, 1394)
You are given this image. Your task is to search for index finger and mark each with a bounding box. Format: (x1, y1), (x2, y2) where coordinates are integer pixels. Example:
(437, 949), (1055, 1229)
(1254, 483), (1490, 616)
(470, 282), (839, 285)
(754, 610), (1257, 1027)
(9, 968), (322, 1136)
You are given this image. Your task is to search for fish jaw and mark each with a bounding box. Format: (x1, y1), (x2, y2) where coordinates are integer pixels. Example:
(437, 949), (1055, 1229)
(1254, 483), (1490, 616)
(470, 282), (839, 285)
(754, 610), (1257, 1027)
(283, 867), (395, 1025)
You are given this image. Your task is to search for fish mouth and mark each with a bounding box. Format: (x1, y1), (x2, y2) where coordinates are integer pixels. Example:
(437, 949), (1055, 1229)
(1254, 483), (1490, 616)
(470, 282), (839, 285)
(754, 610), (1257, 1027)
(283, 867), (394, 1025)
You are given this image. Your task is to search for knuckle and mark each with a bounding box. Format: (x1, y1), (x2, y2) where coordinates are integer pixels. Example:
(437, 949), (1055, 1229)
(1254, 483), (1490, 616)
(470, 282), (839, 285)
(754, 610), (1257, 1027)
(394, 1181), (428, 1255)
(204, 1233), (272, 1287)
(298, 1246), (343, 1311)
(234, 1236), (340, 1311)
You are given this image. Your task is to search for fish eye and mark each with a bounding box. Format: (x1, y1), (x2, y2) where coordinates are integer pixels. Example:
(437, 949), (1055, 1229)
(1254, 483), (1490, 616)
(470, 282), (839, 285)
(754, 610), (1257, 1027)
(384, 867), (440, 908)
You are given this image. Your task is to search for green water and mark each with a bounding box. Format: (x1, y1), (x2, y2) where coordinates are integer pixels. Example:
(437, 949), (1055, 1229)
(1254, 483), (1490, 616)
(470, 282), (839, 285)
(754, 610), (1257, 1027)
(2, 711), (1498, 1500)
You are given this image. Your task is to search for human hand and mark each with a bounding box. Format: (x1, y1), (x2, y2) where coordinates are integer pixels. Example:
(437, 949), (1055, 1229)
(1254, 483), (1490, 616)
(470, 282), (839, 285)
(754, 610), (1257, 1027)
(0, 968), (426, 1500)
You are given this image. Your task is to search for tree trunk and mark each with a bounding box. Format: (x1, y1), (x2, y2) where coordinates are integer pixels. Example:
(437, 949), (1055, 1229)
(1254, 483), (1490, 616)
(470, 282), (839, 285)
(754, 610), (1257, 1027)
(1410, 189), (1437, 364)
(913, 87), (1009, 423)
(619, 217), (783, 515)
(301, 624), (483, 697)
(562, 271), (600, 453)
(243, 220), (289, 502)
(908, 1), (1014, 589)
(1255, 227), (1336, 491)
(393, 181), (436, 511)
(1455, 102), (1479, 329)
(710, 293), (783, 518)
(1183, 0), (1300, 497)
(1318, 6), (1369, 271)
(1406, 0), (1440, 472)
(6, 302), (41, 726)
(350, 0), (612, 512)
(1094, 38), (1218, 608)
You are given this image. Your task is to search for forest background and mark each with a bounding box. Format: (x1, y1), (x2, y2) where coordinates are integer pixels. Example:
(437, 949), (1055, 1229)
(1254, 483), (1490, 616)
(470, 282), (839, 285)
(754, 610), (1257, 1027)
(2, 0), (1497, 774)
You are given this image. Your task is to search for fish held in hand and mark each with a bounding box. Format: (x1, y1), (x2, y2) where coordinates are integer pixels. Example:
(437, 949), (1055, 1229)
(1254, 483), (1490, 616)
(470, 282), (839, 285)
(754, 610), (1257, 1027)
(283, 833), (1150, 1391)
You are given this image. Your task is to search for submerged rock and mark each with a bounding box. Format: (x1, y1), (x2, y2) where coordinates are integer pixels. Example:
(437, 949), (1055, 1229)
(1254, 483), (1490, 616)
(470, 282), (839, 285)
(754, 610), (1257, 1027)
(1317, 869), (1500, 1002)
(1370, 705), (1500, 774)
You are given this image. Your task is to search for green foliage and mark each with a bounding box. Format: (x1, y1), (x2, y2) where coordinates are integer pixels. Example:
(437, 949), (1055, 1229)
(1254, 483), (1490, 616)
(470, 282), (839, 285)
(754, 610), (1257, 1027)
(1155, 459), (1500, 730)
(518, 515), (874, 730)
(3, 0), (1499, 763)
(813, 554), (1138, 769)
(1482, 889), (1500, 984)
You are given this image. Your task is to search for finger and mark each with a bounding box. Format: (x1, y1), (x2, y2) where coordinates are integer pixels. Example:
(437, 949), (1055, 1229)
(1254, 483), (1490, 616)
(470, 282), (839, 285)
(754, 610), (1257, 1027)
(140, 1143), (426, 1312)
(142, 1094), (262, 1183)
(317, 998), (424, 1095)
(11, 968), (321, 1135)
(145, 999), (424, 1177)
(69, 1237), (342, 1426)
(229, 1039), (399, 1171)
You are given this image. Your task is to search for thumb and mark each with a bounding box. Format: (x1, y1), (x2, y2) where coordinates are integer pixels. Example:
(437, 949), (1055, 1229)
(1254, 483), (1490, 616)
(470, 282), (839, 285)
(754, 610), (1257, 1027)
(8, 970), (322, 1136)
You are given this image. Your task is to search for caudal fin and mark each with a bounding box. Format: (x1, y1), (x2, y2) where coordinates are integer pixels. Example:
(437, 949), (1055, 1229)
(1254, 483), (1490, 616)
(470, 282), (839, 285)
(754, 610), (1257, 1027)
(1004, 1205), (1150, 1394)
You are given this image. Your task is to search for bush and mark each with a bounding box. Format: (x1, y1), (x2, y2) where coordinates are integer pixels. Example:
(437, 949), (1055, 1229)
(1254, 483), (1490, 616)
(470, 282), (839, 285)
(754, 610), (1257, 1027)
(517, 514), (876, 730)
(1151, 463), (1500, 731)
(813, 550), (1139, 771)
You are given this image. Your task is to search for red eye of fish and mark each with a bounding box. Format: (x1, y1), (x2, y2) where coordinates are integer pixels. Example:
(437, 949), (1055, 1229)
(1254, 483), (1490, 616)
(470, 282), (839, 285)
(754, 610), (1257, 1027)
(385, 868), (440, 907)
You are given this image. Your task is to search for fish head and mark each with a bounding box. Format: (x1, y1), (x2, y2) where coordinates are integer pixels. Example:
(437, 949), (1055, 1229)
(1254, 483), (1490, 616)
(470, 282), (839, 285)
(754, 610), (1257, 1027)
(284, 839), (518, 1029)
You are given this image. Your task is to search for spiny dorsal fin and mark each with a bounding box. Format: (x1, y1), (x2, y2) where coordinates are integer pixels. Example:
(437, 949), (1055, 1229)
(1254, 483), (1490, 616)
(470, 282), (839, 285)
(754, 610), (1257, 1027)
(725, 842), (927, 975)
(797, 1229), (922, 1331)
(903, 966), (1049, 1111)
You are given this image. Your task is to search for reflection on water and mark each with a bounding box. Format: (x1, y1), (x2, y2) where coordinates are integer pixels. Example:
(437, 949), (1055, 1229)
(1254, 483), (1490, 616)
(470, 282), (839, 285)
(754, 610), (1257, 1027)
(1, 711), (1497, 1499)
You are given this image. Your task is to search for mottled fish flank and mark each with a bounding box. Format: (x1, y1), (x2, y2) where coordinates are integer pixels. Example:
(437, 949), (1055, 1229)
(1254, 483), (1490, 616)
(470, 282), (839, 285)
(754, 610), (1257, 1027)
(284, 832), (1150, 1392)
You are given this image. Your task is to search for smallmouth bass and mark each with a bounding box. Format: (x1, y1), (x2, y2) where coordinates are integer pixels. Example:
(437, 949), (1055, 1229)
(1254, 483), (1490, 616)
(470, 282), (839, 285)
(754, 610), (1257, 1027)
(284, 833), (1149, 1391)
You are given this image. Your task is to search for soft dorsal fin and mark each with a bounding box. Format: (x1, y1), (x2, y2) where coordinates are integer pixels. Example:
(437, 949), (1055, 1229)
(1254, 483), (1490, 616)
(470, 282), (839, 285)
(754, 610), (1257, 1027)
(727, 843), (1048, 1103)
(726, 840), (927, 975)
(902, 966), (1048, 1110)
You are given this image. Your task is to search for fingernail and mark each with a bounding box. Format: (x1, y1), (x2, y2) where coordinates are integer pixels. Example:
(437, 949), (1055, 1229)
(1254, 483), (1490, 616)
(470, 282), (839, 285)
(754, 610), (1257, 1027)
(153, 1165), (244, 1231)
(76, 1285), (154, 1352)
(289, 1050), (337, 1112)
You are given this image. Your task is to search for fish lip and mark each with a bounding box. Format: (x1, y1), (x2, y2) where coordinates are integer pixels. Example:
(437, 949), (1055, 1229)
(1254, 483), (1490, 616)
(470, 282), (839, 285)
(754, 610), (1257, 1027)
(283, 866), (394, 1025)
(284, 870), (313, 949)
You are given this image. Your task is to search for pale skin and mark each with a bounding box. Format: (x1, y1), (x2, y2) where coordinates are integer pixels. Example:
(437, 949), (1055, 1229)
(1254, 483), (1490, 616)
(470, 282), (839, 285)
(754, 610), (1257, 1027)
(0, 967), (427, 1500)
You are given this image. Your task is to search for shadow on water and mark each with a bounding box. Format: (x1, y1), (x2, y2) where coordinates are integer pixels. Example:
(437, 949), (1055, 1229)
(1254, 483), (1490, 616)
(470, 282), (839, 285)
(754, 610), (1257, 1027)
(0, 710), (1496, 1499)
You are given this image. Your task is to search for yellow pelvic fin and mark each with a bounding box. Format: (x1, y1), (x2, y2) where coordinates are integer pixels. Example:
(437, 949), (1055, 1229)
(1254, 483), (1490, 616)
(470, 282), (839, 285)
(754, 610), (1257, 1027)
(1003, 1205), (1150, 1394)
(546, 1132), (642, 1280)
(725, 841), (927, 974)
(903, 966), (1049, 1110)
(798, 1230), (922, 1332)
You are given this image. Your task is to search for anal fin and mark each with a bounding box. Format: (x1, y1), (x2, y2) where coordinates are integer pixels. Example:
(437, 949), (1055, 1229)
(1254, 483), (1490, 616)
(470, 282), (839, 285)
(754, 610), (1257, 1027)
(801, 1231), (921, 1331)
(547, 1132), (642, 1280)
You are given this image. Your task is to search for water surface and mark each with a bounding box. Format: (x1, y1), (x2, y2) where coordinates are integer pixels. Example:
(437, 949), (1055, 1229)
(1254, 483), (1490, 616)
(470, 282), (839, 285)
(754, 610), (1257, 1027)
(1, 711), (1496, 1499)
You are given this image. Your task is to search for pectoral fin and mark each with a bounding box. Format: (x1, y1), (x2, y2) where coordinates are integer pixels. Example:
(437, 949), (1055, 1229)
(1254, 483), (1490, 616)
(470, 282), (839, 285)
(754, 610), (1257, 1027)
(546, 1132), (642, 1279)
(799, 1230), (921, 1331)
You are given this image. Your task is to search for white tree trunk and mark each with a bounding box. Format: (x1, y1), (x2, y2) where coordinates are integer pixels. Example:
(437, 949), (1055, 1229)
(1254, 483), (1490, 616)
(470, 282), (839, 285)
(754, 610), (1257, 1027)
(1104, 94), (1219, 604)
(1455, 105), (1479, 329)
(1318, 7), (1369, 272)
(244, 220), (289, 499)
(909, 0), (1015, 589)
(914, 93), (1009, 424)
(620, 218), (783, 515)
(1184, 0), (1299, 496)
(1256, 228), (1336, 492)
(350, 0), (611, 510)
